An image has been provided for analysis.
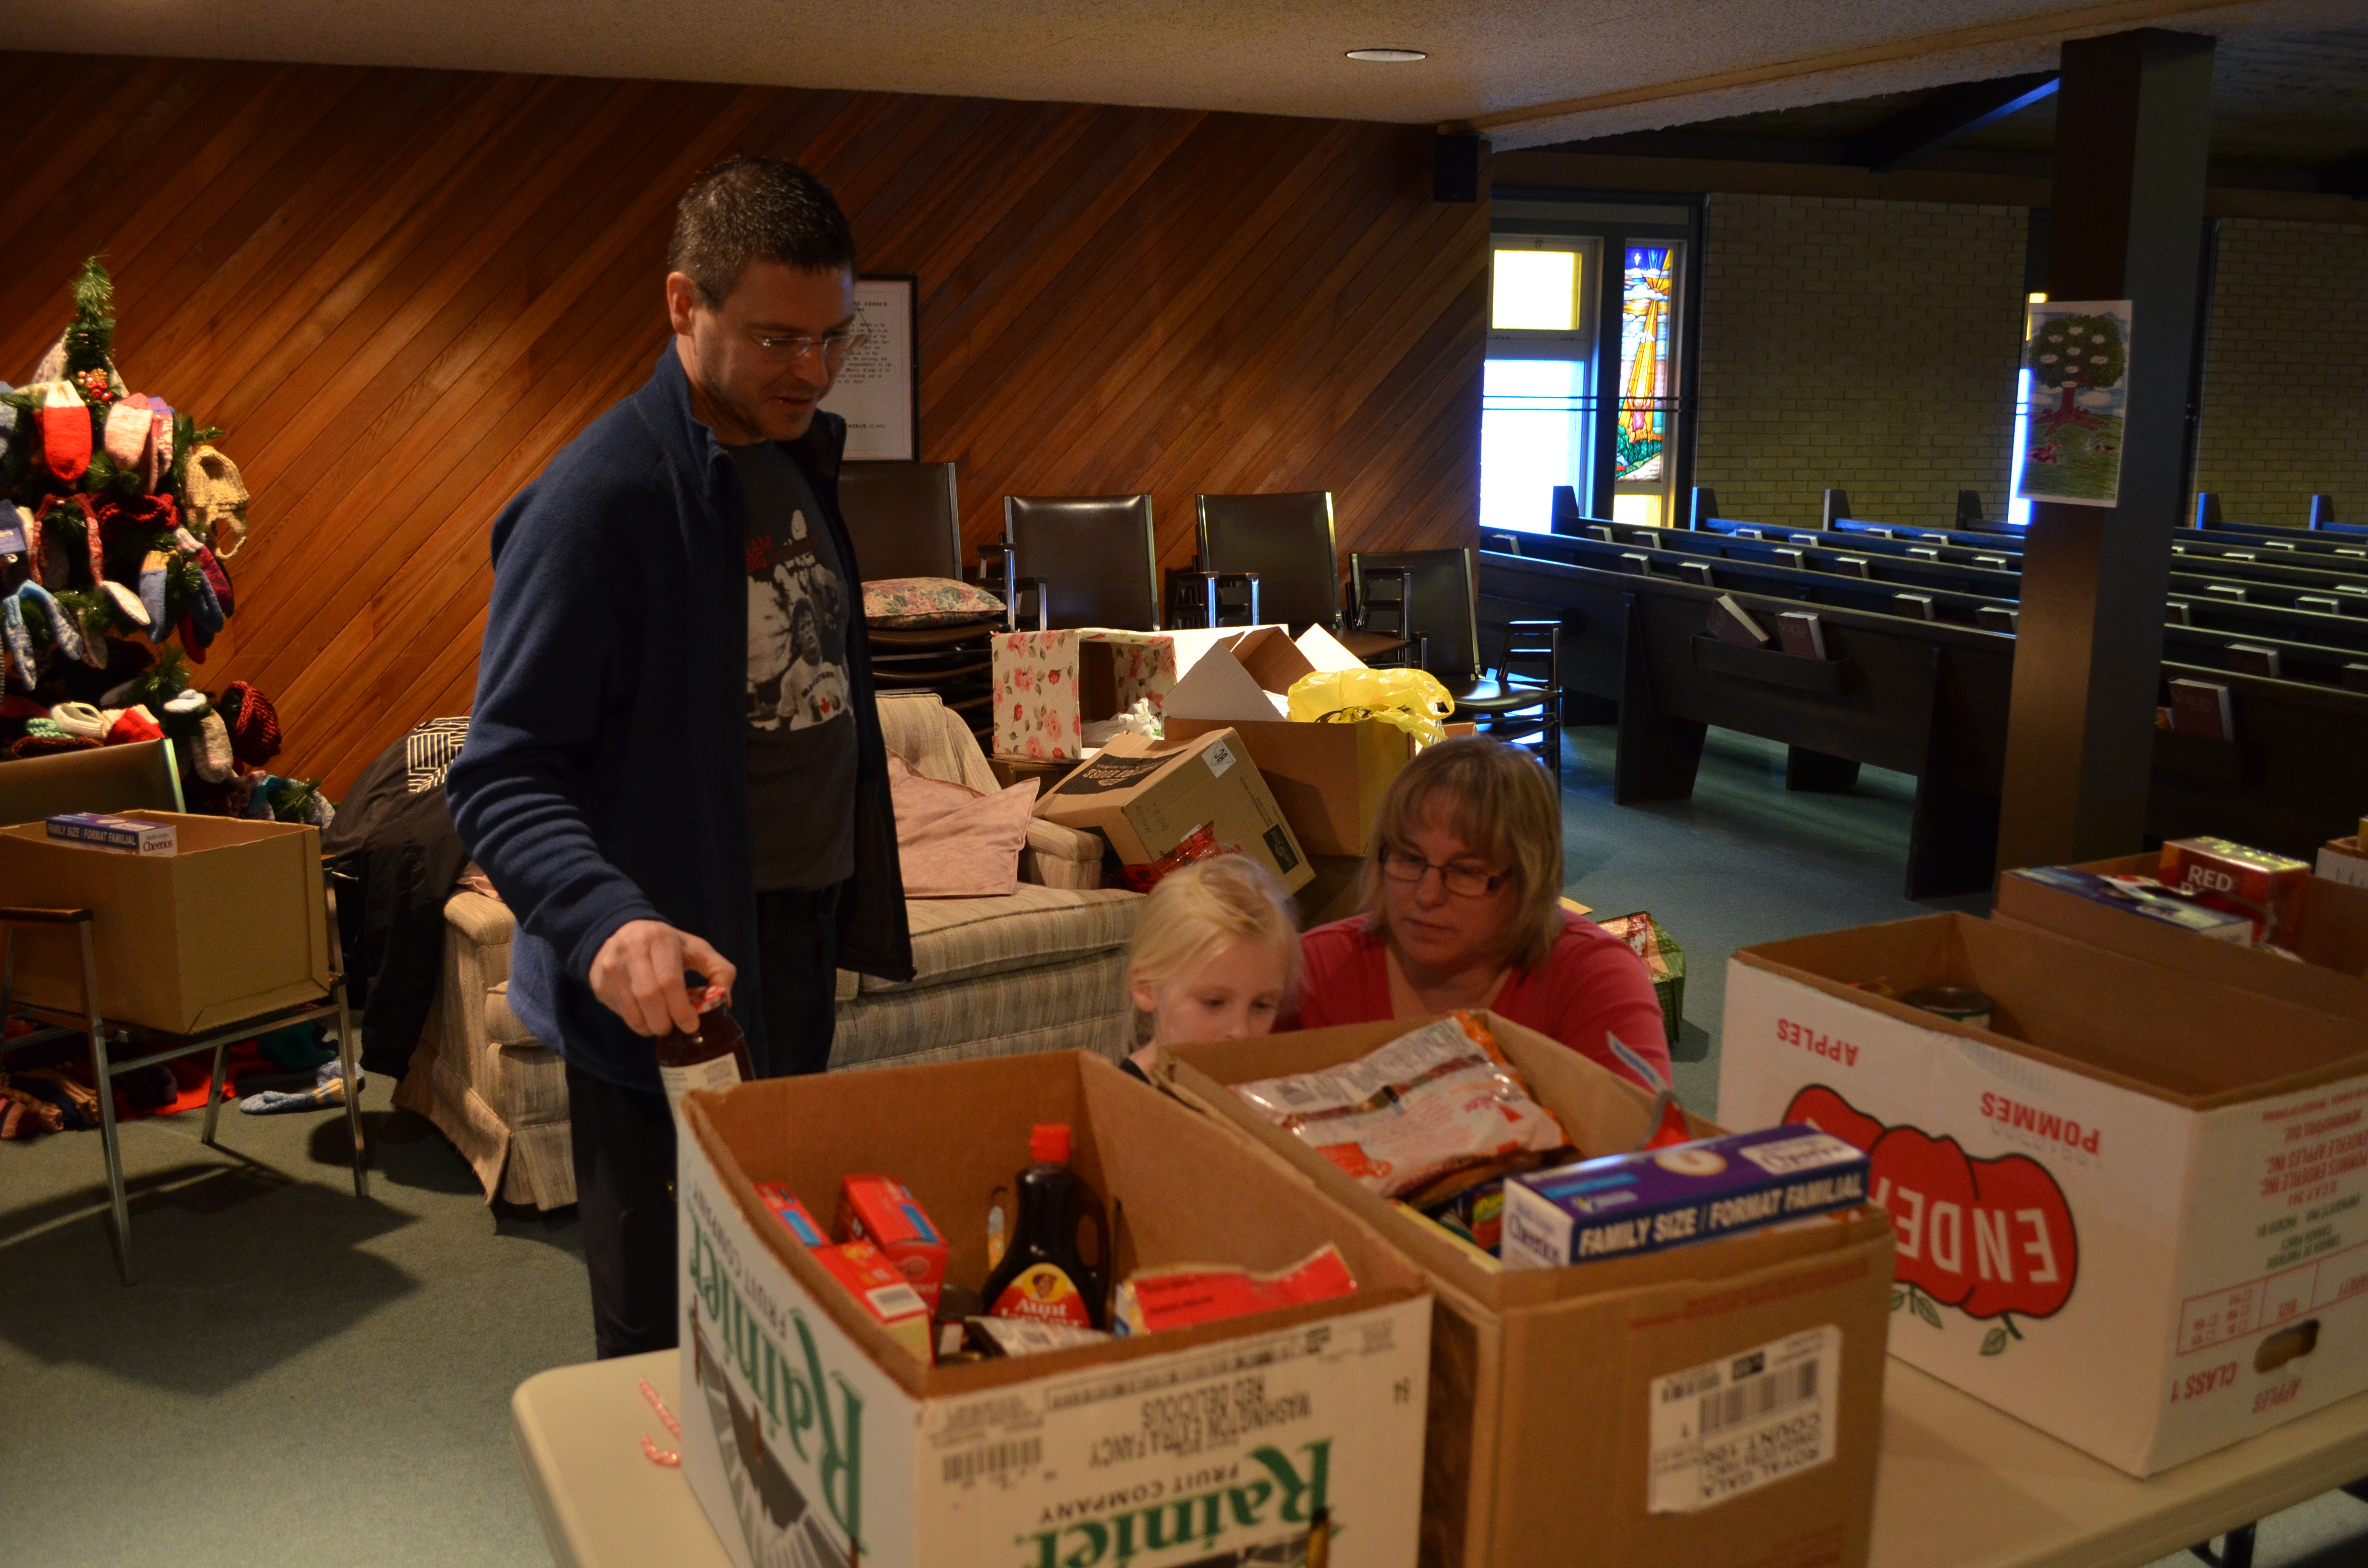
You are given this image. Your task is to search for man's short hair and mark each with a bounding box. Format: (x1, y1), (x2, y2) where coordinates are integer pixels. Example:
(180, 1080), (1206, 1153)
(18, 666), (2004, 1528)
(667, 155), (857, 307)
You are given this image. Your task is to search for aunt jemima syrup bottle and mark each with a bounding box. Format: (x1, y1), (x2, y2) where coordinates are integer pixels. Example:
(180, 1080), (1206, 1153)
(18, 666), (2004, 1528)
(655, 986), (752, 1114)
(982, 1123), (1109, 1330)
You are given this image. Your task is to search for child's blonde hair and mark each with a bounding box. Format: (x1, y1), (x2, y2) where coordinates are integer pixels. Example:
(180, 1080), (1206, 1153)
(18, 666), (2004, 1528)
(1128, 854), (1304, 1004)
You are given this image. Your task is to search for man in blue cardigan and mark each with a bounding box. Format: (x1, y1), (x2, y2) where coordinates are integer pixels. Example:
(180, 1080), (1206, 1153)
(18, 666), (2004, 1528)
(448, 158), (912, 1358)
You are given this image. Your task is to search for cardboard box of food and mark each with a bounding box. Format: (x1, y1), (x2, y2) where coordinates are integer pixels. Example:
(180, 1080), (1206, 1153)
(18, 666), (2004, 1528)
(1161, 625), (1416, 858)
(989, 625), (1277, 760)
(1719, 911), (2368, 1476)
(1996, 854), (2368, 1021)
(1155, 1013), (1895, 1568)
(0, 811), (331, 1034)
(675, 1050), (1432, 1568)
(2319, 837), (2368, 892)
(1033, 727), (1313, 893)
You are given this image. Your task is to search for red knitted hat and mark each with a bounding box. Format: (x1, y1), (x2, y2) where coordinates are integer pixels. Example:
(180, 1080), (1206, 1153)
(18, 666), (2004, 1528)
(222, 680), (282, 766)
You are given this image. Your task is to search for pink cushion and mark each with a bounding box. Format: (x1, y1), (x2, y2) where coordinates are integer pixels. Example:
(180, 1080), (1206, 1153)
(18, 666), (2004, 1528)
(863, 576), (1004, 627)
(888, 755), (1040, 897)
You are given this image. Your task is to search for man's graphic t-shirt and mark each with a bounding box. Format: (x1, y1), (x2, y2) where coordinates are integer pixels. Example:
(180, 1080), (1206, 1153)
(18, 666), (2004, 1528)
(730, 440), (856, 892)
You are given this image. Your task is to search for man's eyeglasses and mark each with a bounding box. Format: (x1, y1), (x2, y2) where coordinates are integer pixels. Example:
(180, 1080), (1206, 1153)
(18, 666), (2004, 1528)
(1378, 846), (1512, 898)
(736, 325), (865, 366)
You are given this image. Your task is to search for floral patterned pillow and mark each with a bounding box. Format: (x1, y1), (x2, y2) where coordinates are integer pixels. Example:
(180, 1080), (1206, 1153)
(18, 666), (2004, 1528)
(862, 576), (1005, 628)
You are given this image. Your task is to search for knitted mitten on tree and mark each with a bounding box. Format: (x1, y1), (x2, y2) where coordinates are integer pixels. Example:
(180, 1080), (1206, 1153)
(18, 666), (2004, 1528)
(37, 380), (89, 484)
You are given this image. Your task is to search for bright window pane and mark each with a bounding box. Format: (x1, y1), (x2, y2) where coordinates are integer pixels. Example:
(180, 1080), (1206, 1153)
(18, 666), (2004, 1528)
(1612, 493), (1664, 530)
(1492, 249), (1578, 331)
(1616, 245), (1676, 482)
(1481, 358), (1589, 533)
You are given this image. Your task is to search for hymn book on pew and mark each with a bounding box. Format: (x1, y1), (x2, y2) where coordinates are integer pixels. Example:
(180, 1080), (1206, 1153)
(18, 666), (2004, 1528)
(2166, 678), (2235, 741)
(1776, 612), (1829, 660)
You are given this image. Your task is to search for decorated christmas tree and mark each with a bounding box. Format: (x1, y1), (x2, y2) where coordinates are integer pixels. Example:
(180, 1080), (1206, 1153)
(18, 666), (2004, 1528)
(0, 257), (326, 824)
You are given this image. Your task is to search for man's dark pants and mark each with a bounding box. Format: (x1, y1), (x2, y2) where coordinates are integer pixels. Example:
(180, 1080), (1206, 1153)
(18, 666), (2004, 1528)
(566, 885), (841, 1360)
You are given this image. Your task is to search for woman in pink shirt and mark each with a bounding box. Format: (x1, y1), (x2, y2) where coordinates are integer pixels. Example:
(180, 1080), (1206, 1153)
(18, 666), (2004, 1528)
(1284, 737), (1673, 1090)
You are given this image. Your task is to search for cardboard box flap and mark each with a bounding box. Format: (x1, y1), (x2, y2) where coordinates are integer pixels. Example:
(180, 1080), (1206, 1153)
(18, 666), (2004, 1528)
(1736, 912), (2368, 1107)
(684, 1051), (1424, 1401)
(1161, 637), (1294, 722)
(1294, 624), (1368, 673)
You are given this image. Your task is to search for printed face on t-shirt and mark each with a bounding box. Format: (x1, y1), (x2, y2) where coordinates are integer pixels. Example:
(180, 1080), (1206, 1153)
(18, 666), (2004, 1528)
(745, 507), (849, 731)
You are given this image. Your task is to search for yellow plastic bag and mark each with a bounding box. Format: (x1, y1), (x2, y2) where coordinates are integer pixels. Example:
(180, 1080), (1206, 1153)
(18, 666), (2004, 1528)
(1286, 668), (1455, 746)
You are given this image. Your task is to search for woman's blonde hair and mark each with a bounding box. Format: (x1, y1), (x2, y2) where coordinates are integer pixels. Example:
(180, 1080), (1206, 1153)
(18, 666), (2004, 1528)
(1357, 737), (1565, 971)
(1128, 854), (1304, 1003)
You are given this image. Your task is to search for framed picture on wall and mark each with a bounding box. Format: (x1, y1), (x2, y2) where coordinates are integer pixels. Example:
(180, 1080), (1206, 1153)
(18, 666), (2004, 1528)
(821, 275), (918, 461)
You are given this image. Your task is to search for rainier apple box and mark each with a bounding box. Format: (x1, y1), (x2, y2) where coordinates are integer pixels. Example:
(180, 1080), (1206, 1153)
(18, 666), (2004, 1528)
(1720, 913), (2368, 1476)
(676, 1050), (1431, 1568)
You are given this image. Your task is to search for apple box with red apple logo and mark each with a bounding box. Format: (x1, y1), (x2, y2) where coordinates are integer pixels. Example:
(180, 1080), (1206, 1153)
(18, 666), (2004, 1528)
(1719, 913), (2368, 1477)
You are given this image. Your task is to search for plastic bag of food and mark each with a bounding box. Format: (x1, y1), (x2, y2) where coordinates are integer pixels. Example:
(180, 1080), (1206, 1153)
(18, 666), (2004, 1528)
(1112, 1245), (1358, 1336)
(1230, 1013), (1573, 1200)
(1285, 667), (1455, 746)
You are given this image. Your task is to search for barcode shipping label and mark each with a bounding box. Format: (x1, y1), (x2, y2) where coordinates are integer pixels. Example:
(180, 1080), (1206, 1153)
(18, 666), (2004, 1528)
(1647, 1324), (1839, 1513)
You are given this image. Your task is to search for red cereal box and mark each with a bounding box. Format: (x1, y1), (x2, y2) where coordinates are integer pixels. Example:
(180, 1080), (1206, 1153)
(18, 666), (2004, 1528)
(836, 1175), (949, 1312)
(2158, 836), (2309, 946)
(811, 1241), (933, 1363)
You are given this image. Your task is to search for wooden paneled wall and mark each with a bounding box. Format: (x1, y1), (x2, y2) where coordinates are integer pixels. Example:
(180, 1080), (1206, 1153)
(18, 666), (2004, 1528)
(0, 54), (1487, 794)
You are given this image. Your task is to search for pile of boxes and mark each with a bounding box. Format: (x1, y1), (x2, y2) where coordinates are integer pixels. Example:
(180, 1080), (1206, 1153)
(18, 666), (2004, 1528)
(1002, 623), (1436, 894)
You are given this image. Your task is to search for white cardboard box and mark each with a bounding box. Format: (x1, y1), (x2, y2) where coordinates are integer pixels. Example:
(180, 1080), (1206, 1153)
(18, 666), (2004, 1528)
(1718, 912), (2368, 1476)
(2319, 837), (2368, 891)
(677, 1051), (1431, 1567)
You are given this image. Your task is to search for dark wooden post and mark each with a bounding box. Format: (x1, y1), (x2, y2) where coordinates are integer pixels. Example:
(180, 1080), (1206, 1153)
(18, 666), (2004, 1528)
(1996, 29), (2214, 871)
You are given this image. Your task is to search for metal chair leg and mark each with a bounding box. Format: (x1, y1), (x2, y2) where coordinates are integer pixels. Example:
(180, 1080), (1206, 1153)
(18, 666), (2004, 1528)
(200, 1038), (230, 1147)
(81, 923), (134, 1285)
(335, 978), (368, 1200)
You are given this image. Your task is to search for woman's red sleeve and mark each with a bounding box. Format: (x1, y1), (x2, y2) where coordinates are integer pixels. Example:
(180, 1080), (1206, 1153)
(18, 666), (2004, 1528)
(1517, 925), (1675, 1090)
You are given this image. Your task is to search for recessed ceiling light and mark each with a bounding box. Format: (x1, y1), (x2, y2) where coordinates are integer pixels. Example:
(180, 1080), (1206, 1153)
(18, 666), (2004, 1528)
(1346, 48), (1428, 62)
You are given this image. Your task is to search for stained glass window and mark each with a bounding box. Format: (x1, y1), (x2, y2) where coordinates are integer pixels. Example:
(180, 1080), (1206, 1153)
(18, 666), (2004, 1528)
(1617, 245), (1675, 483)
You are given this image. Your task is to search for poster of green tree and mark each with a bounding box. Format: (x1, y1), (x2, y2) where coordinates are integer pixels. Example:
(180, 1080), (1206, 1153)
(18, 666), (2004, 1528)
(2017, 298), (2133, 507)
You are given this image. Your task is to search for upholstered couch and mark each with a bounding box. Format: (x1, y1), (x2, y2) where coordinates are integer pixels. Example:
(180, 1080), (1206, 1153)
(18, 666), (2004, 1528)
(395, 693), (1142, 1210)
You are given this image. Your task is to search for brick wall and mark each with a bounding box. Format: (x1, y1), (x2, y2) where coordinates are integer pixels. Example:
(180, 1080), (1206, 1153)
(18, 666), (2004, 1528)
(1692, 193), (2029, 534)
(2194, 218), (2368, 530)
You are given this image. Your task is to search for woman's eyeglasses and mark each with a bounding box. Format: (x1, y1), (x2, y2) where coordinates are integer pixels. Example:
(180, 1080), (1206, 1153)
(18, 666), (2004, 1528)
(736, 325), (865, 366)
(1378, 846), (1511, 898)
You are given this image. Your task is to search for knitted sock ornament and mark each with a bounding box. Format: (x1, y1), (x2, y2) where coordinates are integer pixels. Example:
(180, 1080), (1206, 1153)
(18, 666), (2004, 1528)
(195, 709), (234, 781)
(39, 495), (104, 590)
(178, 610), (210, 662)
(71, 604), (106, 669)
(222, 680), (281, 765)
(37, 380), (89, 484)
(9, 733), (100, 759)
(162, 687), (208, 718)
(49, 700), (107, 739)
(106, 704), (162, 745)
(138, 550), (171, 636)
(99, 579), (149, 629)
(146, 401), (173, 485)
(174, 527), (235, 616)
(14, 580), (83, 666)
(0, 513), (25, 593)
(181, 559), (224, 638)
(104, 396), (151, 474)
(0, 591), (37, 691)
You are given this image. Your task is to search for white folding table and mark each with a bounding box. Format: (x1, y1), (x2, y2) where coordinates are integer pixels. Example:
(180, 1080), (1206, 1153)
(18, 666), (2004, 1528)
(512, 1350), (2368, 1568)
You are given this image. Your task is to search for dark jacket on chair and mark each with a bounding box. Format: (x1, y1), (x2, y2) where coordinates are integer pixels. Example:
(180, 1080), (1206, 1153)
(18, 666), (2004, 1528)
(447, 347), (912, 1094)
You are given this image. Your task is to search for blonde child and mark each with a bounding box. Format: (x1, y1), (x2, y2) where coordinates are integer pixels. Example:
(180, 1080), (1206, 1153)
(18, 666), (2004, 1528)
(1125, 855), (1303, 1060)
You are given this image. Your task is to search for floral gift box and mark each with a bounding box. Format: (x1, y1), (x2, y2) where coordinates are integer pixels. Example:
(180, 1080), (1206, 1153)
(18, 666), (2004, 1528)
(991, 628), (1178, 760)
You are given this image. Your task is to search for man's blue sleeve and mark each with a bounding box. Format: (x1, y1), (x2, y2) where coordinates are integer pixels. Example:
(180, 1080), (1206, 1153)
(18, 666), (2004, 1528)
(445, 476), (664, 984)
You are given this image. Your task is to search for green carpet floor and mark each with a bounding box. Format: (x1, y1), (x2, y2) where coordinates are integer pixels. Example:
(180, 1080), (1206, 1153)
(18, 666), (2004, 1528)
(0, 722), (2359, 1566)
